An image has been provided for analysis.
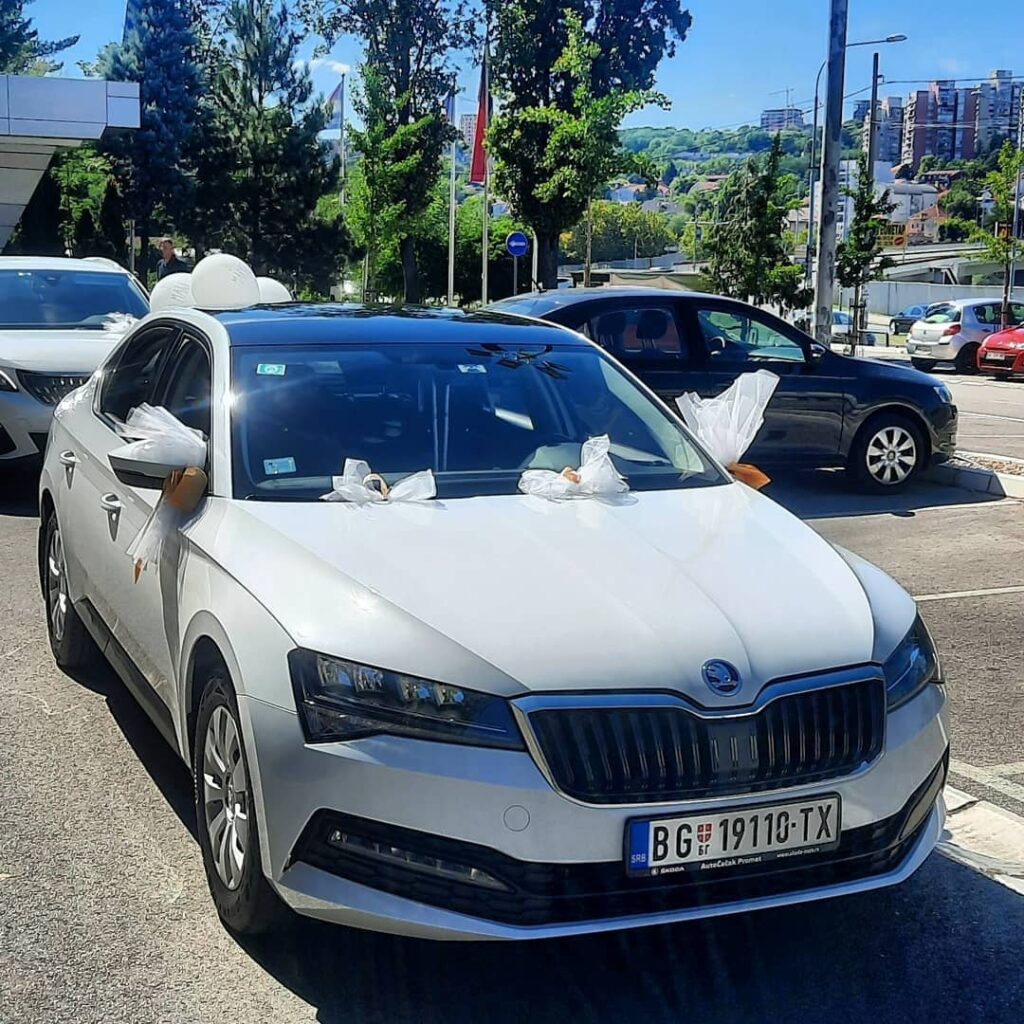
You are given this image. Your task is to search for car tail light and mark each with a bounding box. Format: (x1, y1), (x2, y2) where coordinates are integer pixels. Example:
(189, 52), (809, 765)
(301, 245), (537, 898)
(942, 324), (961, 337)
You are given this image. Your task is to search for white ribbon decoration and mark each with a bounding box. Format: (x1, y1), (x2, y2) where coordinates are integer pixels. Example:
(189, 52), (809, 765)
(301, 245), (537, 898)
(320, 459), (437, 504)
(518, 435), (629, 501)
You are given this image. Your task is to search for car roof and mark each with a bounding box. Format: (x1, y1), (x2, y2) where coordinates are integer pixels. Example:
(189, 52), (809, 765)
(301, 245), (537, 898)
(0, 256), (131, 274)
(211, 303), (588, 347)
(488, 286), (721, 316)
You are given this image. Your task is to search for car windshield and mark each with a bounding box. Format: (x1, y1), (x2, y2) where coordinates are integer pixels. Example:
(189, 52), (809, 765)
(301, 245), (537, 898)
(924, 304), (959, 324)
(231, 342), (725, 500)
(0, 269), (148, 329)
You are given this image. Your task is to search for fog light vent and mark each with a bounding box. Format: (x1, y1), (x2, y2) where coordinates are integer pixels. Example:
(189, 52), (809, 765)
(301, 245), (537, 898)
(327, 829), (511, 891)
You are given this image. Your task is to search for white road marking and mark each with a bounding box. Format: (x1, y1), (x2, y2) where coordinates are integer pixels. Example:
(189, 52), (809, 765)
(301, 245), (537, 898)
(949, 759), (1024, 804)
(914, 585), (1024, 603)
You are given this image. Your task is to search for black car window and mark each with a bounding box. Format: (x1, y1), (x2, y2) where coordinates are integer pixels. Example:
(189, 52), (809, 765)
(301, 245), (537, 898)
(159, 338), (212, 437)
(694, 306), (805, 364)
(98, 324), (179, 423)
(587, 305), (689, 363)
(1010, 303), (1024, 325)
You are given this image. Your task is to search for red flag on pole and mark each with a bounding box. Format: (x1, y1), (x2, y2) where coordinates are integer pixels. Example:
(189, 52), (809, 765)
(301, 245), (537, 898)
(469, 45), (489, 185)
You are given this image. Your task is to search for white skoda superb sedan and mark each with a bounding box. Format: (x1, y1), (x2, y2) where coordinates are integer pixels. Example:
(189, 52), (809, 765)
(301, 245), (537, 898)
(38, 304), (950, 940)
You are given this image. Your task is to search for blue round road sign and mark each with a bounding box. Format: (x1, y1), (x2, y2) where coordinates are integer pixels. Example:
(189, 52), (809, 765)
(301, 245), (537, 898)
(506, 231), (530, 258)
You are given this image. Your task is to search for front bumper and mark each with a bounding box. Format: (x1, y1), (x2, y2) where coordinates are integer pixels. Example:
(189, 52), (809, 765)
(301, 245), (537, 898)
(244, 682), (949, 939)
(0, 392), (54, 461)
(978, 349), (1024, 374)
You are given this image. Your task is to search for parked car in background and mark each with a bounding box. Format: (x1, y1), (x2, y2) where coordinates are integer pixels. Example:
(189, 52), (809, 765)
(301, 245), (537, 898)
(889, 304), (932, 336)
(830, 310), (877, 346)
(39, 302), (950, 939)
(906, 299), (1024, 374)
(0, 257), (149, 464)
(488, 288), (957, 491)
(977, 323), (1024, 378)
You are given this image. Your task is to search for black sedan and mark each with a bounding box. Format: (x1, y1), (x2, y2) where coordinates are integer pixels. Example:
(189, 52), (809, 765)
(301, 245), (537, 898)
(488, 288), (958, 491)
(889, 304), (934, 336)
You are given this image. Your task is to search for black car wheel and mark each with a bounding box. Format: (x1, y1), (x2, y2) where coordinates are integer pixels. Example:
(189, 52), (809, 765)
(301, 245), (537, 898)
(193, 671), (289, 935)
(910, 358), (937, 372)
(954, 343), (980, 374)
(41, 511), (100, 671)
(889, 320), (898, 335)
(848, 412), (925, 492)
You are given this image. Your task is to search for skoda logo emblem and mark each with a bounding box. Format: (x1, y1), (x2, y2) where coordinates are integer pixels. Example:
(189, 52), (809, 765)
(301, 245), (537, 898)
(702, 660), (741, 696)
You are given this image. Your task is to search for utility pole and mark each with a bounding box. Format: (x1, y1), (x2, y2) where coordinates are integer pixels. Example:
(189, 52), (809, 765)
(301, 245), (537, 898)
(813, 0), (850, 343)
(854, 50), (881, 348)
(1007, 90), (1024, 326)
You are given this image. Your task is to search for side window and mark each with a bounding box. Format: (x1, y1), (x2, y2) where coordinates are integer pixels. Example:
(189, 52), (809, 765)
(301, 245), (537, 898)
(974, 304), (999, 326)
(695, 306), (805, 364)
(1010, 303), (1024, 325)
(99, 325), (178, 422)
(587, 306), (687, 362)
(160, 339), (212, 438)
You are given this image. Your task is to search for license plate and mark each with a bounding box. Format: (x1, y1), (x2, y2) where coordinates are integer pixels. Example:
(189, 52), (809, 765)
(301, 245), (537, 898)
(986, 353), (1008, 362)
(626, 795), (841, 877)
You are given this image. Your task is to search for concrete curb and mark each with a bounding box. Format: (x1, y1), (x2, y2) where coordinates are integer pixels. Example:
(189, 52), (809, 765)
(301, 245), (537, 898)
(926, 462), (1024, 499)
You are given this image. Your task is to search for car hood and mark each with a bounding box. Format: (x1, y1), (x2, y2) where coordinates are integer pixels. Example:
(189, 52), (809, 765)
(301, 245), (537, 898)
(983, 328), (1024, 349)
(0, 329), (124, 373)
(826, 350), (936, 388)
(193, 484), (878, 706)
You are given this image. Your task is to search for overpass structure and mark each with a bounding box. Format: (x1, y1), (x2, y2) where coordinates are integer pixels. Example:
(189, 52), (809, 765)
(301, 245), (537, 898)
(0, 75), (140, 249)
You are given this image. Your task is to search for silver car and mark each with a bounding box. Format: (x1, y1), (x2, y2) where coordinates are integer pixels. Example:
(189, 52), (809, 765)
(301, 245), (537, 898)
(0, 257), (148, 463)
(906, 298), (1008, 374)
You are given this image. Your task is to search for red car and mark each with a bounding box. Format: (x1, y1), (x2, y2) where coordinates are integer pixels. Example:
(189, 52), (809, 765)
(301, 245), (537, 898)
(978, 325), (1024, 377)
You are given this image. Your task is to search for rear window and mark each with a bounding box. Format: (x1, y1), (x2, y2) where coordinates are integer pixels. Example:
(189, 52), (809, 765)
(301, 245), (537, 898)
(924, 305), (959, 324)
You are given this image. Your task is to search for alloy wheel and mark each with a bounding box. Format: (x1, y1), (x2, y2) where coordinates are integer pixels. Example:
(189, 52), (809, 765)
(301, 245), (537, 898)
(46, 523), (69, 642)
(202, 705), (250, 890)
(865, 425), (917, 486)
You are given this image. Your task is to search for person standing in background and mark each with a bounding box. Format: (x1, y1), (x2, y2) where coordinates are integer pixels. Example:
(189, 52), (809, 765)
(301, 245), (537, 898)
(157, 238), (190, 279)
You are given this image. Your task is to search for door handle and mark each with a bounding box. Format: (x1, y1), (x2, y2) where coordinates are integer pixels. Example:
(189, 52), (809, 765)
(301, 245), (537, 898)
(99, 493), (123, 514)
(58, 450), (79, 467)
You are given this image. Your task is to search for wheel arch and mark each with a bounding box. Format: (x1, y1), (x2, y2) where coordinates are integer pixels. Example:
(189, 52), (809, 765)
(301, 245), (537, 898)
(37, 488), (55, 595)
(848, 402), (933, 465)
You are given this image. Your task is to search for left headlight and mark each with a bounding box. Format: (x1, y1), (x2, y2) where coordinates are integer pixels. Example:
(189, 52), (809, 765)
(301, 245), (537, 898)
(883, 615), (943, 710)
(0, 368), (17, 392)
(288, 649), (525, 750)
(932, 383), (952, 404)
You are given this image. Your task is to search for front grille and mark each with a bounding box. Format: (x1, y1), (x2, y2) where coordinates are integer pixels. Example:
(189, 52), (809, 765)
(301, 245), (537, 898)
(526, 679), (885, 805)
(293, 754), (947, 927)
(17, 370), (90, 406)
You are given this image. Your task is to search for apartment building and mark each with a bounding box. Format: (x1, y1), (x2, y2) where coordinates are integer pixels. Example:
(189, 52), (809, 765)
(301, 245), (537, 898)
(975, 70), (1022, 152)
(863, 96), (904, 166)
(760, 107), (805, 131)
(900, 81), (977, 170)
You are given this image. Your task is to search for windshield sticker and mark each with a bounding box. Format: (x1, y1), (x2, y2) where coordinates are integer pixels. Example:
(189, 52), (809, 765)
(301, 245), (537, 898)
(257, 363), (287, 376)
(263, 456), (296, 476)
(458, 364), (487, 374)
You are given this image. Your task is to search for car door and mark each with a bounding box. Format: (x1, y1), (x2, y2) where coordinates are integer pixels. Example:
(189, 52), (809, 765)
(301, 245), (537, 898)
(553, 298), (709, 402)
(103, 333), (213, 709)
(679, 299), (846, 465)
(66, 322), (194, 714)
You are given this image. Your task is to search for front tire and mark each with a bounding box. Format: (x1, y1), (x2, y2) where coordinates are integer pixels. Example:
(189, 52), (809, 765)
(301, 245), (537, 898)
(847, 412), (925, 492)
(954, 343), (980, 374)
(910, 358), (936, 372)
(193, 672), (288, 935)
(41, 511), (99, 671)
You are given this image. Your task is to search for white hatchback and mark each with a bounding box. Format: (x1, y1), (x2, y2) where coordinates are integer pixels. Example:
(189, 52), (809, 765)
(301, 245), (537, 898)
(0, 257), (148, 463)
(39, 303), (950, 940)
(906, 298), (1010, 374)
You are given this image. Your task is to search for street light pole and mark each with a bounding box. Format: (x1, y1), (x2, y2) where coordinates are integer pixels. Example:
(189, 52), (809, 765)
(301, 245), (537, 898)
(813, 0), (850, 343)
(1006, 91), (1024, 326)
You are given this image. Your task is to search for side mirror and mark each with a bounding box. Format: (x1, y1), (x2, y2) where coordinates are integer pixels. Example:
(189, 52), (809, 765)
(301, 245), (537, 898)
(807, 342), (827, 364)
(109, 451), (206, 491)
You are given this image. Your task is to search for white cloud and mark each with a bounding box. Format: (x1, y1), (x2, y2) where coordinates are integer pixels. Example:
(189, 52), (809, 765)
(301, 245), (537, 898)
(295, 57), (350, 75)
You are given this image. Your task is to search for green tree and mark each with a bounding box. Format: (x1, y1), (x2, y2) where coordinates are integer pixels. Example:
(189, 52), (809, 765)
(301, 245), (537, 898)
(968, 141), (1024, 328)
(201, 0), (353, 287)
(561, 200), (673, 263)
(95, 0), (202, 275)
(0, 0), (77, 74)
(489, 5), (684, 288)
(836, 152), (896, 348)
(299, 0), (474, 303)
(702, 136), (809, 311)
(97, 179), (128, 263)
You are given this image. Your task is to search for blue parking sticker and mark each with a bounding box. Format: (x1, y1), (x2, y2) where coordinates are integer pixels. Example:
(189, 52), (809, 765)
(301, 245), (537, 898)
(257, 363), (287, 376)
(263, 456), (296, 475)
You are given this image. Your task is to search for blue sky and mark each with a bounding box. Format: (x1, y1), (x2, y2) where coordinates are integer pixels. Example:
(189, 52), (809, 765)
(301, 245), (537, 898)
(31, 0), (1024, 130)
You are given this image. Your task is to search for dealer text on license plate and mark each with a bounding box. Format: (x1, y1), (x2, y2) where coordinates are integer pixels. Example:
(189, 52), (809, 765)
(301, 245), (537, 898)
(627, 795), (841, 876)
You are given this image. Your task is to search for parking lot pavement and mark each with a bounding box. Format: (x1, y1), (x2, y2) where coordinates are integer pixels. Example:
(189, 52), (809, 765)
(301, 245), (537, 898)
(942, 376), (1024, 461)
(2, 470), (1023, 1024)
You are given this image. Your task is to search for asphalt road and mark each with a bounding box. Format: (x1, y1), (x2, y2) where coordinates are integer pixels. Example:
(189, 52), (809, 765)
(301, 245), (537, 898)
(942, 376), (1024, 461)
(1, 468), (1022, 1024)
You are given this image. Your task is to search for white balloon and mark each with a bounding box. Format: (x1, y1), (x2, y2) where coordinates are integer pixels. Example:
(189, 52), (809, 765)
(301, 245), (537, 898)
(256, 276), (293, 303)
(149, 273), (195, 312)
(190, 253), (260, 310)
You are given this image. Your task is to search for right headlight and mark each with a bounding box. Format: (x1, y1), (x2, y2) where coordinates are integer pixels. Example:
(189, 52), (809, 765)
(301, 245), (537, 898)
(0, 368), (17, 392)
(883, 614), (943, 710)
(288, 648), (525, 750)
